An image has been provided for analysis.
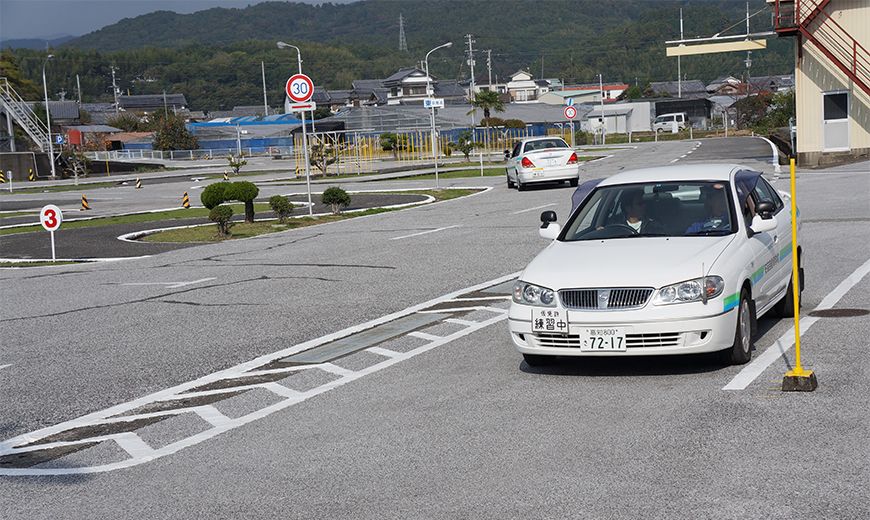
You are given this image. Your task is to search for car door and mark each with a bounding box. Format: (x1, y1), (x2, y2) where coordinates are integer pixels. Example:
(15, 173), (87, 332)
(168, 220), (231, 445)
(508, 142), (522, 180)
(735, 174), (777, 309)
(753, 177), (792, 299)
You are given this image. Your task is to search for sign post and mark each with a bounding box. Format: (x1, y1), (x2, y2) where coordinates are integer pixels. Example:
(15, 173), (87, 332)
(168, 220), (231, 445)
(564, 106), (578, 148)
(424, 98), (445, 188)
(286, 73), (315, 215)
(40, 204), (63, 262)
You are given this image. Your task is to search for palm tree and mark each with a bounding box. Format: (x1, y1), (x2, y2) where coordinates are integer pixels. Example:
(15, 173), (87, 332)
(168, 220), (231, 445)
(469, 90), (505, 122)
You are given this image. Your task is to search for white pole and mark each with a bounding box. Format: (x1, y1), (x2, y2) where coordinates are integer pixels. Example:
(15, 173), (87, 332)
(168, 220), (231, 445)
(678, 8), (683, 99)
(7, 170), (12, 192)
(42, 59), (57, 179)
(301, 110), (313, 216)
(50, 230), (56, 262)
(261, 61), (269, 116)
(236, 124), (242, 156)
(599, 73), (606, 145)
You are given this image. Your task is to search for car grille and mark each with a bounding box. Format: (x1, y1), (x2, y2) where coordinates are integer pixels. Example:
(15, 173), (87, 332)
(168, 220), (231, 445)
(531, 332), (681, 349)
(558, 288), (653, 310)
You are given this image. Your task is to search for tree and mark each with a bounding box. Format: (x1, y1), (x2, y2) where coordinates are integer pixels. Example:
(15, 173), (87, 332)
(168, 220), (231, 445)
(151, 113), (198, 151)
(0, 50), (40, 99)
(752, 90), (795, 134)
(227, 154), (247, 174)
(620, 85), (643, 100)
(200, 182), (230, 209)
(209, 205), (234, 237)
(269, 195), (293, 223)
(379, 132), (409, 160)
(470, 90), (505, 122)
(503, 119), (526, 129)
(309, 140), (337, 174)
(733, 92), (773, 130)
(453, 130), (479, 161)
(321, 186), (351, 215)
(107, 112), (148, 132)
(225, 181), (259, 223)
(313, 106), (332, 119)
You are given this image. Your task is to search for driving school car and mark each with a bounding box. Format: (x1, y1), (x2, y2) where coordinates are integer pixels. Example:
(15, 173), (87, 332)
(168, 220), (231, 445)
(505, 137), (581, 191)
(508, 164), (803, 366)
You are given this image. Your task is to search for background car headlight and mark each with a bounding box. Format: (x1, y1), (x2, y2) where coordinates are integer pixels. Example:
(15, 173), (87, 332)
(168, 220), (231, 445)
(513, 281), (556, 307)
(654, 276), (724, 305)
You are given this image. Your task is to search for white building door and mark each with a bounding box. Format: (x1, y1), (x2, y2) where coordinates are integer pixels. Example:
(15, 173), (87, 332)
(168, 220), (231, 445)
(823, 92), (849, 151)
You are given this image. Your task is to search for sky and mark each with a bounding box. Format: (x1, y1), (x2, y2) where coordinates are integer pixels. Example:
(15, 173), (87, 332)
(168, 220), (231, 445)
(0, 0), (357, 40)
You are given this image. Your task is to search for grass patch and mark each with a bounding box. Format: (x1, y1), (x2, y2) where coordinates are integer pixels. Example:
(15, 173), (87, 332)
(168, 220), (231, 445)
(141, 188), (482, 243)
(0, 260), (82, 267)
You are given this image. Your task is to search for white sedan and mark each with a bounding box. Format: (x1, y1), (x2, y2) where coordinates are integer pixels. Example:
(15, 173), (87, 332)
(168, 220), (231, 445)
(508, 164), (803, 366)
(506, 137), (581, 191)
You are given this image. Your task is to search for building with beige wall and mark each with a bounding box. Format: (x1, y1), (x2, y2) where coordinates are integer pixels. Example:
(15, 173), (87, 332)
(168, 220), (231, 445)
(773, 0), (870, 166)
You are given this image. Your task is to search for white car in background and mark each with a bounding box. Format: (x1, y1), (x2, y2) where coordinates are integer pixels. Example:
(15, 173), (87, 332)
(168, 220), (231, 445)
(508, 164), (803, 366)
(506, 137), (581, 191)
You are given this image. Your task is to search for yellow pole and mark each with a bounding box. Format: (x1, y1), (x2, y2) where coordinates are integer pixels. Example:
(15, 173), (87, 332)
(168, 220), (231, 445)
(787, 156), (806, 375)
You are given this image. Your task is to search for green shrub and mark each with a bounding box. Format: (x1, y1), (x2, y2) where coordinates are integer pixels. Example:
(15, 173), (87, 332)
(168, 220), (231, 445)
(226, 181), (259, 223)
(209, 205), (234, 236)
(227, 154), (247, 174)
(503, 119), (526, 129)
(269, 195), (293, 223)
(201, 182), (230, 209)
(321, 186), (351, 215)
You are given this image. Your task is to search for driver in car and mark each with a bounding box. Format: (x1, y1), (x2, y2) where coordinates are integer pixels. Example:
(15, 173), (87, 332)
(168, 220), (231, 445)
(617, 189), (665, 234)
(685, 184), (729, 234)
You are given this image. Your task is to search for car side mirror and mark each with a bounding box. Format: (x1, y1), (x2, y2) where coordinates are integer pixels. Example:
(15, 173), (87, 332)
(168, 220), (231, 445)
(539, 223), (561, 240)
(756, 200), (775, 220)
(540, 210), (557, 229)
(749, 214), (776, 235)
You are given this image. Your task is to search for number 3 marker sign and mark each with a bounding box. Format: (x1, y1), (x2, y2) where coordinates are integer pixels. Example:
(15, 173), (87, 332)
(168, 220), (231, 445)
(40, 204), (63, 261)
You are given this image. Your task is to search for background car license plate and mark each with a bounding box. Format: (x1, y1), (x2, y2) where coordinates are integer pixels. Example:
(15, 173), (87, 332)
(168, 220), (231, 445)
(531, 309), (569, 334)
(580, 328), (626, 351)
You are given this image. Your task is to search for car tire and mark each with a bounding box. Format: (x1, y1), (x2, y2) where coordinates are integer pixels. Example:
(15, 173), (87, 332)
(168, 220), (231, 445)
(506, 172), (516, 189)
(773, 259), (803, 318)
(569, 178), (579, 187)
(721, 290), (753, 365)
(517, 179), (526, 191)
(522, 353), (552, 367)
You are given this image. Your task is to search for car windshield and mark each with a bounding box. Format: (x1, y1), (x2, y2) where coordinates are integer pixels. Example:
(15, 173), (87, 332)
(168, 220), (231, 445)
(561, 181), (736, 241)
(524, 139), (568, 152)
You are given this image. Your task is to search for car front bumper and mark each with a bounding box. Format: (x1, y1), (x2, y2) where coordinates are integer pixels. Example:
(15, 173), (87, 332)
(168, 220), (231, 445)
(517, 166), (579, 183)
(508, 302), (737, 357)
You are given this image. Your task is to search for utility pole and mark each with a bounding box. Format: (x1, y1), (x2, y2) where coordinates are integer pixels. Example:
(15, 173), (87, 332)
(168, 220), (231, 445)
(678, 8), (683, 98)
(541, 55), (544, 79)
(486, 49), (492, 89)
(76, 74), (82, 104)
(110, 65), (120, 113)
(398, 14), (408, 52)
(163, 90), (168, 117)
(599, 73), (606, 145)
(261, 60), (269, 116)
(465, 34), (476, 130)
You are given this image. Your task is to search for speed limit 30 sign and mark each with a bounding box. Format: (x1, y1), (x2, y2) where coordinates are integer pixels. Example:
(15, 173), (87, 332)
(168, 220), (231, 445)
(564, 106), (578, 120)
(286, 73), (314, 103)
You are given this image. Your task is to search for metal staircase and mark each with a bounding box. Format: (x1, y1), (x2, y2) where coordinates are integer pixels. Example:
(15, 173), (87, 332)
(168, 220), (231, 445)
(0, 77), (51, 152)
(773, 0), (869, 95)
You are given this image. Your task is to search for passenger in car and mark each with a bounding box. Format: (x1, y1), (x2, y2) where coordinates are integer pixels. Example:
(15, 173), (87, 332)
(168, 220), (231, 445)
(685, 184), (730, 234)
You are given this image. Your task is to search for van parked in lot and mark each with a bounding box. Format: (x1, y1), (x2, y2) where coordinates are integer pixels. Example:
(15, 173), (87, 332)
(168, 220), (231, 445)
(653, 112), (688, 132)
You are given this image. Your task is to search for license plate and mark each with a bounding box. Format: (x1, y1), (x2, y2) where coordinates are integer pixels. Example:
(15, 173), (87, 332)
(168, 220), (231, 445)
(548, 159), (558, 166)
(580, 328), (627, 351)
(531, 309), (569, 334)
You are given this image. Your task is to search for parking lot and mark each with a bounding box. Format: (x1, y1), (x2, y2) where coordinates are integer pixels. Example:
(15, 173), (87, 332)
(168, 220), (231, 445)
(1, 137), (868, 519)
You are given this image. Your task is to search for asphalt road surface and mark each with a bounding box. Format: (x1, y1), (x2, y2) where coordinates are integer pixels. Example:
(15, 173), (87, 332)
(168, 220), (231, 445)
(2, 137), (868, 519)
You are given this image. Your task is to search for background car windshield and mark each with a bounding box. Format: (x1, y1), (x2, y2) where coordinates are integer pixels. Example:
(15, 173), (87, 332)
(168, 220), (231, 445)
(561, 181), (735, 241)
(524, 139), (568, 152)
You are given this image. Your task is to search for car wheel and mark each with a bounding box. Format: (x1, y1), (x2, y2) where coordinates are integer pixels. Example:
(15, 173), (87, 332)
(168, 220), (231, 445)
(722, 290), (753, 365)
(506, 171), (515, 188)
(517, 179), (526, 191)
(773, 257), (803, 318)
(569, 178), (579, 187)
(522, 353), (552, 367)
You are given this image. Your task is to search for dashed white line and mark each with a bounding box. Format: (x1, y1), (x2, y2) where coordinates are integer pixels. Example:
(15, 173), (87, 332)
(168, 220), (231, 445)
(193, 405), (234, 427)
(408, 331), (444, 342)
(114, 433), (156, 458)
(121, 278), (216, 289)
(723, 256), (870, 390)
(366, 346), (402, 358)
(445, 318), (479, 326)
(390, 225), (460, 241)
(511, 203), (557, 215)
(0, 364), (11, 371)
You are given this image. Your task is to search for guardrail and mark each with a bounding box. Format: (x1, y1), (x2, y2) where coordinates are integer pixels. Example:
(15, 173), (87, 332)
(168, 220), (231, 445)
(85, 147), (295, 162)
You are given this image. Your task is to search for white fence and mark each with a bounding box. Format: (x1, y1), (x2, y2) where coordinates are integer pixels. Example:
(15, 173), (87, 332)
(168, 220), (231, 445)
(85, 146), (295, 162)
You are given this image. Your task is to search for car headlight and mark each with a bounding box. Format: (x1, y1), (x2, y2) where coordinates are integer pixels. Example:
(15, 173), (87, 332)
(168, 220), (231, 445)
(513, 281), (556, 307)
(654, 276), (724, 305)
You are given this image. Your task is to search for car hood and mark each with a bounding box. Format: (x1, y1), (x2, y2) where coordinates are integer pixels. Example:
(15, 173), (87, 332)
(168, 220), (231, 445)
(522, 235), (736, 290)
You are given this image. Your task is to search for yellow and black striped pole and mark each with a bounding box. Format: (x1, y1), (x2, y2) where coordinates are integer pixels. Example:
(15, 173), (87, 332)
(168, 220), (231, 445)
(80, 194), (91, 211)
(28, 168), (36, 181)
(181, 192), (190, 209)
(0, 171), (6, 183)
(135, 178), (142, 189)
(223, 171), (229, 181)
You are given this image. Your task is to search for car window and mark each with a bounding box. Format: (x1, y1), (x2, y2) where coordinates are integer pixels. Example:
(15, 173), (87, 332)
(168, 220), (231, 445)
(511, 142), (522, 158)
(561, 181), (736, 240)
(523, 139), (568, 153)
(754, 177), (784, 212)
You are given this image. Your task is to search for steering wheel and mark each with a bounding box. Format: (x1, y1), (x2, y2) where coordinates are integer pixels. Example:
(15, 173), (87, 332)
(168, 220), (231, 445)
(604, 223), (639, 235)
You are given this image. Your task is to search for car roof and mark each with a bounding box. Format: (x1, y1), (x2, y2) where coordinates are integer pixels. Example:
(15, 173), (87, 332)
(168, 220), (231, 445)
(597, 164), (744, 186)
(520, 136), (567, 143)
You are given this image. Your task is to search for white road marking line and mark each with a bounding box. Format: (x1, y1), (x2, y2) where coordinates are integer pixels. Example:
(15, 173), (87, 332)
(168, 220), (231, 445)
(113, 433), (156, 458)
(389, 225), (460, 241)
(408, 331), (444, 342)
(449, 296), (511, 301)
(318, 363), (356, 378)
(723, 256), (870, 391)
(193, 406), (233, 428)
(445, 318), (479, 326)
(670, 158), (680, 163)
(511, 203), (556, 215)
(121, 277), (216, 289)
(260, 382), (305, 399)
(366, 346), (402, 358)
(0, 272), (521, 476)
(0, 364), (11, 371)
(686, 150), (693, 154)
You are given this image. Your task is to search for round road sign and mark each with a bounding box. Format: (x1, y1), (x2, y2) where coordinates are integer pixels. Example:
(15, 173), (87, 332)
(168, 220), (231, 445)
(40, 204), (63, 232)
(564, 106), (578, 120)
(286, 73), (314, 103)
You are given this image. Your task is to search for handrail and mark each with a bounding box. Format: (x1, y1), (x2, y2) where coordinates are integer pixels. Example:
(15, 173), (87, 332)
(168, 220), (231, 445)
(796, 0), (869, 94)
(0, 77), (51, 140)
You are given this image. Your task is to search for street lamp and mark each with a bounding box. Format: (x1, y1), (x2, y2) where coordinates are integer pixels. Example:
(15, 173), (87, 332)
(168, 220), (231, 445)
(277, 41), (313, 215)
(42, 54), (57, 179)
(424, 41), (452, 189)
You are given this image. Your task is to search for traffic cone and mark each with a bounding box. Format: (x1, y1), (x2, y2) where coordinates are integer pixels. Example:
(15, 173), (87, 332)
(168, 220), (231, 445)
(223, 171), (229, 181)
(28, 169), (36, 181)
(135, 178), (142, 189)
(181, 192), (190, 209)
(294, 165), (301, 177)
(80, 194), (91, 211)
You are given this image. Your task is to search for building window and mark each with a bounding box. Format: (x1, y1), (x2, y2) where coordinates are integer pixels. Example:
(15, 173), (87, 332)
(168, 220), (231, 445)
(823, 92), (848, 121)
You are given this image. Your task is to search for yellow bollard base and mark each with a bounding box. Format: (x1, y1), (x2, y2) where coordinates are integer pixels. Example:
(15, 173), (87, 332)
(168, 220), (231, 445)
(782, 369), (818, 392)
